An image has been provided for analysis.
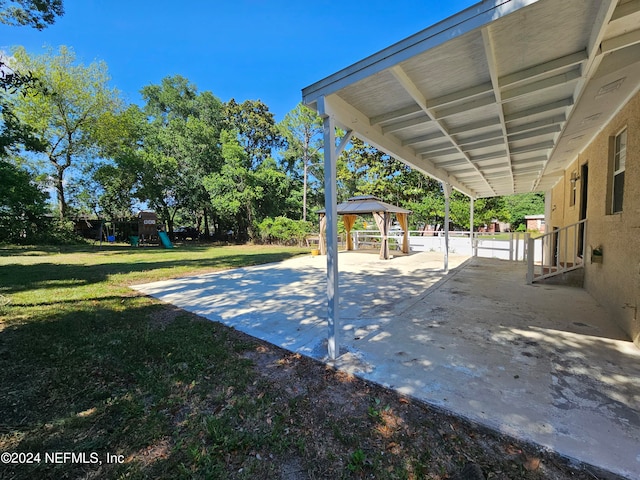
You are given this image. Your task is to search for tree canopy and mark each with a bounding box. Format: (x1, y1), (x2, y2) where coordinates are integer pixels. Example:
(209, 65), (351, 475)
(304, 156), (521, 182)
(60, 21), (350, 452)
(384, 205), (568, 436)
(0, 0), (64, 29)
(0, 46), (546, 244)
(8, 46), (121, 218)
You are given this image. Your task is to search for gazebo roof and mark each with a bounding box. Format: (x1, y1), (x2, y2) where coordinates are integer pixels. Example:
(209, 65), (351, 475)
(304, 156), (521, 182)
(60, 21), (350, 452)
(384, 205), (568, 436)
(319, 195), (412, 215)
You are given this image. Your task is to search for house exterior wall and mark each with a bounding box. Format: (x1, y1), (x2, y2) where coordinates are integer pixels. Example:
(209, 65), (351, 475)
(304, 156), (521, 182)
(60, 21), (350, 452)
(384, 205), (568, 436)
(549, 90), (640, 346)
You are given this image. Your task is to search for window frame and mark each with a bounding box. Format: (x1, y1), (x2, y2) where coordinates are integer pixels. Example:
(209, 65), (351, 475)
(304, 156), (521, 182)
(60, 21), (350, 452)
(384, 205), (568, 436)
(611, 127), (626, 214)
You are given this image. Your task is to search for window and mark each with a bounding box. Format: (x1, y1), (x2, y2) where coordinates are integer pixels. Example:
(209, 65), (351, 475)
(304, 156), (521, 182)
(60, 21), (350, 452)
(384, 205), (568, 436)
(569, 171), (577, 207)
(612, 128), (626, 213)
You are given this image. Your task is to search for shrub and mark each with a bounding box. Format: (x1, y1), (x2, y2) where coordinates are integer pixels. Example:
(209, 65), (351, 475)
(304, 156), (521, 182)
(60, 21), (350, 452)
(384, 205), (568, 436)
(257, 217), (313, 246)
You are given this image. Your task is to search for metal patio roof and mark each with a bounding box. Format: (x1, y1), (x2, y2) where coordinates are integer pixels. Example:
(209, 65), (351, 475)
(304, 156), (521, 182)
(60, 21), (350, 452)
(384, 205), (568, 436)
(302, 0), (640, 199)
(318, 195), (412, 215)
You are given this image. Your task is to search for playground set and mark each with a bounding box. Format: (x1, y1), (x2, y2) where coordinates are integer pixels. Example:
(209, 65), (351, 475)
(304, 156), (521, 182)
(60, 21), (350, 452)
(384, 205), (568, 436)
(74, 211), (173, 248)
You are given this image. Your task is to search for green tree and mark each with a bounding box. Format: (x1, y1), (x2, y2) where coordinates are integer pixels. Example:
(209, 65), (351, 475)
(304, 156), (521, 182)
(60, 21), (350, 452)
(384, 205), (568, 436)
(0, 0), (63, 29)
(203, 129), (295, 241)
(76, 104), (146, 222)
(1, 51), (47, 157)
(8, 45), (121, 219)
(0, 47), (51, 243)
(225, 98), (284, 168)
(502, 192), (545, 229)
(0, 159), (49, 243)
(253, 156), (297, 220)
(280, 103), (322, 221)
(203, 129), (256, 239)
(138, 75), (223, 236)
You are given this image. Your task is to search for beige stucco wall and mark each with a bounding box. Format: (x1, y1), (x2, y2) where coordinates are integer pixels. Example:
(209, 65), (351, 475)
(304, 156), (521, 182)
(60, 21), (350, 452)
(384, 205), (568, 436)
(549, 90), (640, 346)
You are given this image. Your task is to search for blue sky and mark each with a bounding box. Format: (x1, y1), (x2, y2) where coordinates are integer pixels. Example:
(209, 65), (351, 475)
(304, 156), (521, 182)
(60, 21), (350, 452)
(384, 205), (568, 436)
(1, 1), (478, 121)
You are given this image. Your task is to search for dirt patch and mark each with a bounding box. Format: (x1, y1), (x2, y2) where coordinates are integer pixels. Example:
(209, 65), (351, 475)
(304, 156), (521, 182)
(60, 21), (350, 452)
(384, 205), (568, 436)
(148, 304), (185, 330)
(238, 334), (623, 480)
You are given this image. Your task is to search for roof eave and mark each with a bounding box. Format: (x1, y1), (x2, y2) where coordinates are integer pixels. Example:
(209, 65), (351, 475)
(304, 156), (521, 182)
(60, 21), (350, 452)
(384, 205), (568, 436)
(302, 0), (541, 104)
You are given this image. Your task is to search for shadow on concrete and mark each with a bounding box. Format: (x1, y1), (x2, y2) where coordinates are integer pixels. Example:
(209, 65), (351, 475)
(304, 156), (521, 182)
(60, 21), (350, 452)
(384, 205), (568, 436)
(133, 252), (640, 479)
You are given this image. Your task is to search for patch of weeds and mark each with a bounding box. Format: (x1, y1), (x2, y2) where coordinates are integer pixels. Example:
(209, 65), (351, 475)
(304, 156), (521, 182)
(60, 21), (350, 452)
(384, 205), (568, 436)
(368, 397), (390, 421)
(347, 448), (367, 473)
(329, 421), (359, 448)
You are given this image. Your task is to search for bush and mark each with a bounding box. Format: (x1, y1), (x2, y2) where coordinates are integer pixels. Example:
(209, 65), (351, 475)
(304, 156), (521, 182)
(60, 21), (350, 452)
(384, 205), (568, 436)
(257, 217), (313, 246)
(0, 214), (83, 245)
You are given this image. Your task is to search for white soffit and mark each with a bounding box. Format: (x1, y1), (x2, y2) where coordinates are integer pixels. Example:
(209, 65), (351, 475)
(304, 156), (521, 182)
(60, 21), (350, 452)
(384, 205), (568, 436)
(302, 0), (640, 198)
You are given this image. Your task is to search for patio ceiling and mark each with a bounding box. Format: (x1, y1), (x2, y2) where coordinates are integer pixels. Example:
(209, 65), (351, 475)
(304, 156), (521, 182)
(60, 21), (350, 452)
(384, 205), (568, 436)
(302, 0), (640, 199)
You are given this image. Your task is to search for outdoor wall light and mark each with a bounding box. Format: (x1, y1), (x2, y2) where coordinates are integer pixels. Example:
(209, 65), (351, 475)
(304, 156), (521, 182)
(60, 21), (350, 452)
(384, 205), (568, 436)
(570, 171), (580, 184)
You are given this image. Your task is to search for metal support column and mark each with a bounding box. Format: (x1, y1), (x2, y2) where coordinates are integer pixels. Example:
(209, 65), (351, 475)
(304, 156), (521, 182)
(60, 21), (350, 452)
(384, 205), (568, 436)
(469, 197), (475, 255)
(443, 182), (452, 273)
(322, 113), (339, 359)
(318, 96), (353, 360)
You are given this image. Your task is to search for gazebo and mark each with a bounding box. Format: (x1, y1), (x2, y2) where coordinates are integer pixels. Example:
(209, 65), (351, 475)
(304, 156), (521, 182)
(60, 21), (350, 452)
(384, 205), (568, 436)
(318, 195), (411, 260)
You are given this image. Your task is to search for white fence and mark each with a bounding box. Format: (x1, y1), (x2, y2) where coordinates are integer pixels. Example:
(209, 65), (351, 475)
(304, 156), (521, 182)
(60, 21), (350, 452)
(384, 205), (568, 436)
(351, 230), (541, 261)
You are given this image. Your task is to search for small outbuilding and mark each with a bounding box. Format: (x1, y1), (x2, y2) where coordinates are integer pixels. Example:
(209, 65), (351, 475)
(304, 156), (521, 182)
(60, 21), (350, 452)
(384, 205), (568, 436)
(318, 195), (411, 260)
(524, 214), (546, 234)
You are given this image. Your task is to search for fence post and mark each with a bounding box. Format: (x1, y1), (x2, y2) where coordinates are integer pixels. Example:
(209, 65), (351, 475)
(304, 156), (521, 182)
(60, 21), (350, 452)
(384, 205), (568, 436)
(526, 234), (534, 284)
(509, 232), (514, 261)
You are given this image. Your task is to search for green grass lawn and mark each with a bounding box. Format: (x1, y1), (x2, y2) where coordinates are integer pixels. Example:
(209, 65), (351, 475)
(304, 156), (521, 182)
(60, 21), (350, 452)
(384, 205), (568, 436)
(0, 243), (600, 479)
(0, 244), (309, 479)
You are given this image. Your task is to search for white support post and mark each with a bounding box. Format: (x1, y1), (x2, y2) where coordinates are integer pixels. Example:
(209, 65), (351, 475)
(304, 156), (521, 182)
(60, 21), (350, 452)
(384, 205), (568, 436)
(469, 197), (475, 255)
(322, 110), (339, 360)
(509, 232), (514, 261)
(443, 182), (452, 273)
(526, 233), (534, 284)
(318, 96), (352, 360)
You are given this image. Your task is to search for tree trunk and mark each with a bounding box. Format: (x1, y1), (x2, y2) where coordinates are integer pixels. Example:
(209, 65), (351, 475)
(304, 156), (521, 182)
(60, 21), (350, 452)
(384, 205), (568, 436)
(54, 164), (67, 219)
(246, 204), (255, 241)
(303, 157), (308, 222)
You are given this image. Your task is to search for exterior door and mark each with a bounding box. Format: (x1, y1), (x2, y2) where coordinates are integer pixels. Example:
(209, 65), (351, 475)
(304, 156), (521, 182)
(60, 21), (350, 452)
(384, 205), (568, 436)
(578, 163), (589, 256)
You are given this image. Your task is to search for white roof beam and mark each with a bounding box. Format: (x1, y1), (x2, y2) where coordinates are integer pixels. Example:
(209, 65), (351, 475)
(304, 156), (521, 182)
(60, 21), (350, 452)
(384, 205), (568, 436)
(319, 93), (476, 197)
(448, 118), (501, 136)
(481, 165), (511, 174)
(513, 166), (544, 174)
(499, 50), (588, 88)
(434, 158), (468, 168)
(508, 124), (562, 142)
(510, 140), (555, 154)
(505, 98), (573, 123)
(601, 28), (640, 54)
(482, 27), (514, 193)
(401, 131), (445, 147)
(507, 115), (566, 134)
(462, 137), (506, 151)
(470, 150), (507, 162)
(421, 148), (459, 158)
(501, 68), (582, 102)
(454, 130), (503, 146)
(433, 94), (496, 119)
(381, 114), (430, 134)
(389, 64), (496, 196)
(370, 104), (423, 126)
(426, 82), (494, 109)
(611, 0), (640, 21)
(514, 156), (547, 165)
(415, 142), (456, 155)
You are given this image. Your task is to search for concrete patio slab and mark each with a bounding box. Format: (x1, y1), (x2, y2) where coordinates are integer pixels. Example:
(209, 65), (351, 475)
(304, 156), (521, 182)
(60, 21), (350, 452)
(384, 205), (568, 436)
(132, 252), (640, 479)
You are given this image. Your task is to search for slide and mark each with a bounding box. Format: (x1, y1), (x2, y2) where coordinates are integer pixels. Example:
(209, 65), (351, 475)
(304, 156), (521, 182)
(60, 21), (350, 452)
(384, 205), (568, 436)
(158, 231), (174, 249)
